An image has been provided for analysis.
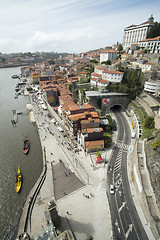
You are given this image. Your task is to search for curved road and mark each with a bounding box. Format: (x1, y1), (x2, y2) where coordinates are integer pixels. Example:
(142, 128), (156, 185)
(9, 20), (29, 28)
(107, 111), (149, 240)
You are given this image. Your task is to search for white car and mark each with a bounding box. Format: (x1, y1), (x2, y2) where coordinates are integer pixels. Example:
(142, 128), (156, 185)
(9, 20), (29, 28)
(110, 184), (115, 194)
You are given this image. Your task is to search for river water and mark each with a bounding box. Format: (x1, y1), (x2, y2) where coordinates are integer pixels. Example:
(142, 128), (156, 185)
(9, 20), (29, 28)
(0, 67), (43, 240)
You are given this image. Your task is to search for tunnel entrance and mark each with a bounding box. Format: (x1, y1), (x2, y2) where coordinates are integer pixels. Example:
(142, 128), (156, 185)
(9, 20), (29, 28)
(110, 105), (123, 112)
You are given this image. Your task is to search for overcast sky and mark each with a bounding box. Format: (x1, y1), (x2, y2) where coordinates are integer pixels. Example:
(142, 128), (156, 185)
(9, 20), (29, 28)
(0, 0), (159, 54)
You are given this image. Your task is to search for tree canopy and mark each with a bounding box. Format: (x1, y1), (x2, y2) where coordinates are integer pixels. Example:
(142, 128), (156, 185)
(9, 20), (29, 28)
(101, 60), (112, 65)
(147, 22), (160, 38)
(117, 44), (123, 53)
(107, 69), (143, 100)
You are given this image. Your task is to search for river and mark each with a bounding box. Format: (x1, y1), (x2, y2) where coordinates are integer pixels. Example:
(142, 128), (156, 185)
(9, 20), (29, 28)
(0, 67), (43, 240)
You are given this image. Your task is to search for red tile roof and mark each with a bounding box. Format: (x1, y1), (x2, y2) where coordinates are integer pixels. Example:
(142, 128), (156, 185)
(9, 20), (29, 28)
(98, 79), (109, 84)
(101, 49), (117, 53)
(103, 70), (123, 74)
(144, 62), (154, 65)
(91, 72), (102, 77)
(140, 36), (160, 42)
(85, 140), (104, 147)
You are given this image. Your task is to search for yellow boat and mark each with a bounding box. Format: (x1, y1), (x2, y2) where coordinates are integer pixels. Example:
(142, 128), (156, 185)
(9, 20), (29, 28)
(15, 166), (22, 193)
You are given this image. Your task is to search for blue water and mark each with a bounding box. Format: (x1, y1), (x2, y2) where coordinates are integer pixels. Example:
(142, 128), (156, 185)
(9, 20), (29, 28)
(0, 67), (43, 240)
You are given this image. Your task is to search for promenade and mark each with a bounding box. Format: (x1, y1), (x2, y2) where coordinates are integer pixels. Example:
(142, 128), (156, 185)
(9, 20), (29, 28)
(17, 90), (159, 240)
(17, 92), (113, 240)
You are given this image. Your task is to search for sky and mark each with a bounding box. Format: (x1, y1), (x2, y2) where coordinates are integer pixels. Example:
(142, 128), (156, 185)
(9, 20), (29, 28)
(0, 0), (160, 54)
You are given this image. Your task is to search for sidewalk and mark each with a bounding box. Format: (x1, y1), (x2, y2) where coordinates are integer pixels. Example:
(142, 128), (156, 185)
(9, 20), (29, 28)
(27, 94), (113, 240)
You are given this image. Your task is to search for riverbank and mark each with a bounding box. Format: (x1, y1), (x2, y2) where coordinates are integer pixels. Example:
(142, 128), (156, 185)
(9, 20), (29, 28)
(17, 94), (46, 237)
(17, 91), (113, 239)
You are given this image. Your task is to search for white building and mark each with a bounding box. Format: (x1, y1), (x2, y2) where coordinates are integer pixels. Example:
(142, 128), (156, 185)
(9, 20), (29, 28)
(94, 66), (107, 75)
(123, 15), (155, 50)
(90, 77), (101, 87)
(100, 50), (117, 63)
(90, 68), (123, 89)
(97, 80), (109, 88)
(141, 62), (154, 72)
(144, 80), (160, 94)
(139, 36), (160, 53)
(102, 70), (124, 83)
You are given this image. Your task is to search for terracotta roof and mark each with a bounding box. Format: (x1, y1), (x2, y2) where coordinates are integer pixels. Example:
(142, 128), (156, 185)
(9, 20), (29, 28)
(140, 36), (160, 42)
(91, 78), (99, 82)
(103, 70), (123, 74)
(135, 50), (144, 54)
(144, 62), (154, 65)
(69, 113), (86, 121)
(68, 105), (81, 111)
(95, 66), (107, 70)
(89, 111), (99, 118)
(101, 49), (117, 53)
(83, 104), (95, 109)
(98, 79), (109, 84)
(81, 118), (99, 124)
(91, 72), (102, 77)
(85, 140), (104, 147)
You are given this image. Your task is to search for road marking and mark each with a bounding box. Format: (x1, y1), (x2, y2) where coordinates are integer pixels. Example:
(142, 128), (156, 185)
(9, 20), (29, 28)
(118, 201), (126, 212)
(114, 161), (121, 169)
(119, 190), (122, 196)
(115, 142), (129, 151)
(114, 167), (121, 173)
(125, 224), (133, 239)
(115, 178), (122, 190)
(115, 219), (121, 233)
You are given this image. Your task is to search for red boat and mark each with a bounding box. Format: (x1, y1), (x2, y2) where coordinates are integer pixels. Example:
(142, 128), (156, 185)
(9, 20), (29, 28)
(23, 137), (30, 154)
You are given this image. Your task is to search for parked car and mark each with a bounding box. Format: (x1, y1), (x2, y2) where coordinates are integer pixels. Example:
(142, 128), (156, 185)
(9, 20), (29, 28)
(96, 156), (103, 164)
(110, 184), (115, 194)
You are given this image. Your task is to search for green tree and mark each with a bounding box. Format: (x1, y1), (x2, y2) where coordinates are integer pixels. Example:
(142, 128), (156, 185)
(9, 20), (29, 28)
(117, 44), (123, 53)
(147, 22), (160, 38)
(107, 69), (143, 99)
(90, 59), (98, 64)
(96, 151), (101, 157)
(144, 116), (155, 129)
(0, 57), (6, 64)
(88, 63), (94, 74)
(101, 60), (112, 65)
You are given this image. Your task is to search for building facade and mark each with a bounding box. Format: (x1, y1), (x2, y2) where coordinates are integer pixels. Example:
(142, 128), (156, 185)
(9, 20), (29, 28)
(123, 15), (155, 50)
(100, 50), (117, 63)
(139, 36), (160, 53)
(102, 70), (124, 83)
(144, 80), (160, 94)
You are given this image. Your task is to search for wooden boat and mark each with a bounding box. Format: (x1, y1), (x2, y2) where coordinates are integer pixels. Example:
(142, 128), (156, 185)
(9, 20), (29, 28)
(15, 166), (22, 193)
(24, 137), (30, 154)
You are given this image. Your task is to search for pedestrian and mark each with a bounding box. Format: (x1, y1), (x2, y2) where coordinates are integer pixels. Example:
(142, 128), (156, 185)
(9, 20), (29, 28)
(88, 236), (93, 240)
(66, 211), (71, 215)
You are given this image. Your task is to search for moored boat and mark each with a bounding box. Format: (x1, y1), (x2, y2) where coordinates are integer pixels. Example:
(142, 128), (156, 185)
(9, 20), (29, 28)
(15, 166), (22, 193)
(12, 74), (19, 79)
(23, 137), (30, 154)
